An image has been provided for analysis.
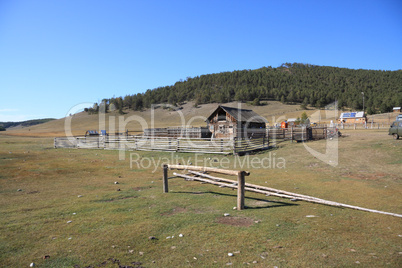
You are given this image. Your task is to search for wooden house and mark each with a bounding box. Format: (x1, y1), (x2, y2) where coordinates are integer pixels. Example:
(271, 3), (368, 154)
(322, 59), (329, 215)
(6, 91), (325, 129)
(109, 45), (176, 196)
(393, 107), (401, 113)
(338, 111), (366, 124)
(206, 105), (268, 139)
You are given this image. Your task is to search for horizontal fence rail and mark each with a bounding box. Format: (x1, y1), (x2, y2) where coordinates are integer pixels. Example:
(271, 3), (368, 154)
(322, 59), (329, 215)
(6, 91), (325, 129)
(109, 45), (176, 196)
(54, 136), (269, 154)
(267, 127), (338, 141)
(54, 126), (335, 154)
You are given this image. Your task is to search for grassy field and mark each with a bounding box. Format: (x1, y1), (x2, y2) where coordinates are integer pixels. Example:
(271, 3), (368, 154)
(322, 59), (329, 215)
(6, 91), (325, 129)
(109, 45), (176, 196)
(0, 129), (401, 267)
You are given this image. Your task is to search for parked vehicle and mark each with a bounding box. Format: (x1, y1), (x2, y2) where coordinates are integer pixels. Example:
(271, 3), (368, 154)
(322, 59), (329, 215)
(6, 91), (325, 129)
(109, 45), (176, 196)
(84, 130), (99, 137)
(389, 121), (402, 139)
(396, 114), (402, 121)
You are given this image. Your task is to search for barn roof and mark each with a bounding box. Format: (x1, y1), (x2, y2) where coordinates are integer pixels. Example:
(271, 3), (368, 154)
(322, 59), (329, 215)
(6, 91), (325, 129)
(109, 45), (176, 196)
(207, 105), (268, 123)
(339, 112), (365, 119)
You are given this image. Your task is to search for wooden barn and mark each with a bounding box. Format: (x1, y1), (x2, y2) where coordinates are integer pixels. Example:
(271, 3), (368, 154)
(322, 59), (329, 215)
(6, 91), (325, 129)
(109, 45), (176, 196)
(338, 111), (367, 124)
(206, 105), (268, 139)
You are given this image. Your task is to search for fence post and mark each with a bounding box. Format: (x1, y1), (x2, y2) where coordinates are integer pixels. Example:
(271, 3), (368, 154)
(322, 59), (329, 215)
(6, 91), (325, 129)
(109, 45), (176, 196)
(54, 138), (56, 148)
(177, 139), (180, 152)
(237, 171), (245, 210)
(221, 139), (223, 152)
(291, 126), (294, 142)
(232, 137), (236, 155)
(163, 164), (168, 193)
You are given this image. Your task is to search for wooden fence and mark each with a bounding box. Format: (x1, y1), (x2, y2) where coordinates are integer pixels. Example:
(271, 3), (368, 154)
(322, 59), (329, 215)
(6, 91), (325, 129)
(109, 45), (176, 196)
(164, 164), (249, 210)
(143, 127), (211, 138)
(54, 135), (270, 155)
(165, 165), (402, 217)
(268, 127), (335, 141)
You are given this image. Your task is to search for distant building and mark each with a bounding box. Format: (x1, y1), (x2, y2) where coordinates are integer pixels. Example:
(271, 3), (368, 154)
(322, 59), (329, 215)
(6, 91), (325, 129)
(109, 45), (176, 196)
(338, 111), (366, 124)
(206, 105), (268, 139)
(393, 107), (401, 113)
(287, 118), (297, 126)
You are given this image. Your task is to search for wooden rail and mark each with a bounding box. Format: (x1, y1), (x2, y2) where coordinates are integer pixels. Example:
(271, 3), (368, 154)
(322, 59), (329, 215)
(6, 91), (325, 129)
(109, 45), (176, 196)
(55, 136), (269, 155)
(164, 165), (402, 218)
(163, 164), (249, 210)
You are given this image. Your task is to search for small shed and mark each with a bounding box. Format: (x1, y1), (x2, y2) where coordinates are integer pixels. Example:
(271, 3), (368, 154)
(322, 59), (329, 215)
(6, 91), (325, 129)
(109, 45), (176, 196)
(338, 111), (366, 124)
(393, 107), (401, 113)
(206, 105), (268, 139)
(287, 118), (297, 126)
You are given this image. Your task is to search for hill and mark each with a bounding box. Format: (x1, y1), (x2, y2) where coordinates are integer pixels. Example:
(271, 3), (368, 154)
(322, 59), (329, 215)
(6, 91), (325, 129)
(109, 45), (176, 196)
(99, 63), (401, 116)
(4, 100), (397, 138)
(0, 118), (56, 130)
(5, 101), (308, 137)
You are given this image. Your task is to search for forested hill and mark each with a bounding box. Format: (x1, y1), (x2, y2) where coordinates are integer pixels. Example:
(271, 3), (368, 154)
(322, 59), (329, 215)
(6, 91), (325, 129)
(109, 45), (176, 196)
(0, 118), (56, 130)
(97, 63), (402, 115)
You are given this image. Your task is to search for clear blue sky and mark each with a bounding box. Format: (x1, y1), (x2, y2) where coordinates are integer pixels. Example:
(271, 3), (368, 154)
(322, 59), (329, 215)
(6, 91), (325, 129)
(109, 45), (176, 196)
(1, 0), (401, 121)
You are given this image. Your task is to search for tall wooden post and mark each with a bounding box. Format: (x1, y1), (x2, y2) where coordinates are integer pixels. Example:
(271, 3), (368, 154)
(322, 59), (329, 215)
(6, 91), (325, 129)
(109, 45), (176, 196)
(237, 171), (245, 210)
(232, 137), (236, 155)
(163, 164), (168, 193)
(291, 126), (294, 142)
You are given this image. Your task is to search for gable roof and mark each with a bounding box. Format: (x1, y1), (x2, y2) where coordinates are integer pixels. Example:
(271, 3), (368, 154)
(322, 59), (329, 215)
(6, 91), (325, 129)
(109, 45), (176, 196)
(339, 112), (365, 119)
(207, 105), (268, 123)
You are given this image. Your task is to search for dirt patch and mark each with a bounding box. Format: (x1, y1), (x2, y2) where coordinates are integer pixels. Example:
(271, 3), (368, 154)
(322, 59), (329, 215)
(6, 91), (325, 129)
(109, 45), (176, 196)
(161, 207), (187, 216)
(216, 216), (255, 227)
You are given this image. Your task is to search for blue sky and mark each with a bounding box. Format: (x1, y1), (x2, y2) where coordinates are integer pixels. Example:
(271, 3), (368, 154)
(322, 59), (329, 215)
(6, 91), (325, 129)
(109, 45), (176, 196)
(0, 0), (401, 121)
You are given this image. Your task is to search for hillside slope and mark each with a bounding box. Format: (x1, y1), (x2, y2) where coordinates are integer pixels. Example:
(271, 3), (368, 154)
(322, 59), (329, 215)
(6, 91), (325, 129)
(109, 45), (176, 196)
(102, 63), (402, 115)
(6, 101), (320, 137)
(6, 101), (396, 137)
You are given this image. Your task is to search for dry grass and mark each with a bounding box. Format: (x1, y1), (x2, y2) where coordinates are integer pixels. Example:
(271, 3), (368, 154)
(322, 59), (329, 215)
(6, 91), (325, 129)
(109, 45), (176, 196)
(0, 128), (401, 267)
(6, 101), (397, 139)
(4, 101), (337, 137)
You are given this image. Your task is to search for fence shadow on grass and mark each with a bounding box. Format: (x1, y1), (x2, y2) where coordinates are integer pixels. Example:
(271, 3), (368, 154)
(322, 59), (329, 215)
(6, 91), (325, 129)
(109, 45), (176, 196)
(171, 190), (299, 210)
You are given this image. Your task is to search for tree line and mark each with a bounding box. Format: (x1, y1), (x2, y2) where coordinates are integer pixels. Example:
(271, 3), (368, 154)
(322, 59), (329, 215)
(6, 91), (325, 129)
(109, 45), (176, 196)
(87, 63), (402, 115)
(0, 118), (55, 130)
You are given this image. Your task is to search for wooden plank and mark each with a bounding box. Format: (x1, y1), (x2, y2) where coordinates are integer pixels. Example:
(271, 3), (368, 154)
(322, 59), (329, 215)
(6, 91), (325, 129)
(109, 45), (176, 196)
(183, 171), (402, 218)
(168, 164), (249, 176)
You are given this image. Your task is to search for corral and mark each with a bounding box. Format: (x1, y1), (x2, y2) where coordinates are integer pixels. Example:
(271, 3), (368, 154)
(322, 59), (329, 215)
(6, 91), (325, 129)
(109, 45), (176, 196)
(54, 126), (338, 154)
(54, 135), (269, 155)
